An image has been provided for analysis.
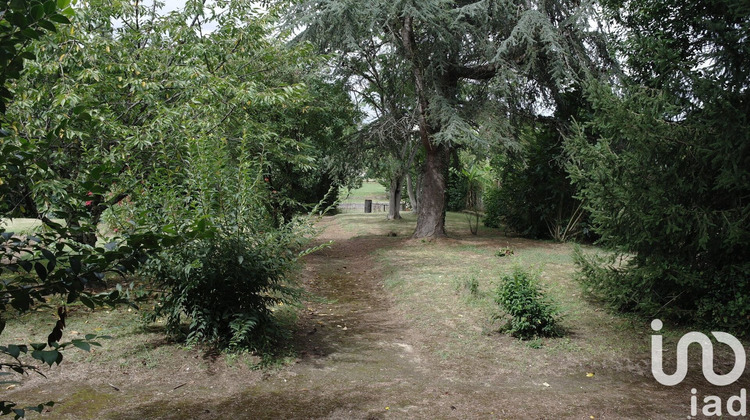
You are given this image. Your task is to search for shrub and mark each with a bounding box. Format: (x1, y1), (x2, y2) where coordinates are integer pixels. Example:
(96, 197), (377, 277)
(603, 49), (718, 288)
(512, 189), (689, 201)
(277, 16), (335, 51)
(135, 132), (321, 352)
(483, 122), (591, 242)
(494, 268), (562, 339)
(144, 221), (309, 351)
(573, 247), (750, 334)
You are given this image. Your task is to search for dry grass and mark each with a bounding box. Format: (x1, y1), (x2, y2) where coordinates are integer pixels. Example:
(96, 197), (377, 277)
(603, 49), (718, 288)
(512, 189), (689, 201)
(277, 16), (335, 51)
(2, 209), (747, 419)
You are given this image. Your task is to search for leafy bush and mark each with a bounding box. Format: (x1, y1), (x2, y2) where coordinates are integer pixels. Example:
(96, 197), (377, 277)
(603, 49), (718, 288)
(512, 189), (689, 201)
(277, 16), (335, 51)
(494, 268), (562, 340)
(136, 130), (321, 352)
(144, 221), (309, 351)
(483, 124), (588, 241)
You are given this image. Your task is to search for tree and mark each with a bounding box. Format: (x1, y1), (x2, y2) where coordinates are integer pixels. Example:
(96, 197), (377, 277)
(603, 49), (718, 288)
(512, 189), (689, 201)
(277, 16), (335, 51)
(567, 0), (750, 331)
(1, 1), (167, 417)
(265, 77), (363, 221)
(326, 33), (419, 220)
(283, 0), (608, 238)
(1, 2), (360, 412)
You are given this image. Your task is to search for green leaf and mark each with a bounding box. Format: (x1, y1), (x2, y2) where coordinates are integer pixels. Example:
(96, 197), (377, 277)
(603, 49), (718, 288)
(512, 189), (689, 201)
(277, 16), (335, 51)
(25, 401), (54, 414)
(79, 294), (95, 310)
(57, 0), (71, 9)
(19, 260), (32, 273)
(37, 19), (57, 32)
(71, 340), (90, 351)
(30, 4), (44, 20)
(69, 256), (81, 273)
(34, 262), (47, 280)
(41, 248), (55, 262)
(66, 290), (79, 304)
(30, 342), (47, 351)
(47, 258), (56, 274)
(9, 0), (26, 12)
(20, 28), (41, 39)
(7, 345), (21, 359)
(48, 13), (70, 24)
(31, 350), (62, 366)
(44, 0), (56, 14)
(19, 51), (36, 60)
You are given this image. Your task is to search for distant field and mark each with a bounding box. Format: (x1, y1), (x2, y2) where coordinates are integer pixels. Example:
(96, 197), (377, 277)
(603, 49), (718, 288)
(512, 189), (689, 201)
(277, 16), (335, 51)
(339, 181), (388, 204)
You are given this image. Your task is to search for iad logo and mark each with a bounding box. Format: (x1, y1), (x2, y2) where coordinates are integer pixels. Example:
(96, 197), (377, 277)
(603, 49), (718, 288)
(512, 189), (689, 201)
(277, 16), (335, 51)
(650, 319), (746, 386)
(651, 319), (748, 417)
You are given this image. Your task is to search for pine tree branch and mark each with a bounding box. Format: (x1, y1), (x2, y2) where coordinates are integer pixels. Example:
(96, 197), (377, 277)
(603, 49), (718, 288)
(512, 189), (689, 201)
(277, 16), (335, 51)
(451, 63), (497, 80)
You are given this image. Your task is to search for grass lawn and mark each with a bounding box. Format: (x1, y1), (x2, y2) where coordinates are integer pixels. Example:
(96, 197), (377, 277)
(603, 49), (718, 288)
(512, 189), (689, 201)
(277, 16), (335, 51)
(2, 209), (746, 418)
(339, 181), (389, 204)
(1, 218), (51, 234)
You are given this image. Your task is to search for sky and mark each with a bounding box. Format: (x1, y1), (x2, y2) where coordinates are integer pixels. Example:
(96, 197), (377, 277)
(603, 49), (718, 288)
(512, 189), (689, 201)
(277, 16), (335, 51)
(160, 0), (187, 14)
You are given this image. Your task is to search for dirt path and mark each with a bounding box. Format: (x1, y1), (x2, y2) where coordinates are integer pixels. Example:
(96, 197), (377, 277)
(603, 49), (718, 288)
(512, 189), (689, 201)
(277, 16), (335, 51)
(6, 215), (748, 419)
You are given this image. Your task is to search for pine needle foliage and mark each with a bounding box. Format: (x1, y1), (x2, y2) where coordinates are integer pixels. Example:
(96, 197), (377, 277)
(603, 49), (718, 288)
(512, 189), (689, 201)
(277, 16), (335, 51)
(567, 0), (750, 333)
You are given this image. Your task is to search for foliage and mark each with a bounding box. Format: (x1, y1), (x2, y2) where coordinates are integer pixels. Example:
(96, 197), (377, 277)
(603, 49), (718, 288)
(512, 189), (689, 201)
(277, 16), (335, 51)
(341, 42), (419, 220)
(133, 92), (321, 351)
(481, 186), (503, 230)
(483, 96), (591, 242)
(447, 151), (491, 234)
(494, 267), (562, 340)
(567, 84), (750, 332)
(566, 0), (750, 331)
(0, 1), (170, 417)
(495, 247), (514, 257)
(0, 0), (75, 218)
(0, 7), (355, 420)
(265, 78), (362, 219)
(144, 223), (309, 351)
(0, 0), (73, 116)
(446, 166), (468, 213)
(282, 0), (611, 238)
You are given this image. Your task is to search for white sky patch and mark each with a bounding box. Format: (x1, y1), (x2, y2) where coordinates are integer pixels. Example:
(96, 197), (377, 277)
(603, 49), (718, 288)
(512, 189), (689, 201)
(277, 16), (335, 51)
(110, 0), (267, 34)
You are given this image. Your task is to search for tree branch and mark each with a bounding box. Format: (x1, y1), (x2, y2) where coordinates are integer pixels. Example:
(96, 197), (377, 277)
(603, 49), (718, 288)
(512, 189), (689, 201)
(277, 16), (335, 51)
(451, 63), (497, 80)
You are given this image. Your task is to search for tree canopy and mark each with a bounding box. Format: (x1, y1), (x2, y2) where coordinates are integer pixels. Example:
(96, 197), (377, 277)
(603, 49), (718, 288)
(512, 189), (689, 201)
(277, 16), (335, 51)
(282, 0), (610, 238)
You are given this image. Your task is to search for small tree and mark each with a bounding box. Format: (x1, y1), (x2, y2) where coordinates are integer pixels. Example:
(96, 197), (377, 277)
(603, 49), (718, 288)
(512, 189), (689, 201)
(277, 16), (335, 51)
(495, 267), (562, 340)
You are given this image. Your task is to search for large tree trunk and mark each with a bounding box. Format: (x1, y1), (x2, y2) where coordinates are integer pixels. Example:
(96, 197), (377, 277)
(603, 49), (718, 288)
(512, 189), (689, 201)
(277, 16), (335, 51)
(413, 144), (449, 238)
(387, 173), (403, 220)
(401, 15), (452, 238)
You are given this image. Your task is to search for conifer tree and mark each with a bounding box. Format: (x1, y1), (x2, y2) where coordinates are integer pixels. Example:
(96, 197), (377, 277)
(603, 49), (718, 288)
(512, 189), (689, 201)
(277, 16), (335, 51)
(282, 0), (608, 238)
(567, 0), (750, 330)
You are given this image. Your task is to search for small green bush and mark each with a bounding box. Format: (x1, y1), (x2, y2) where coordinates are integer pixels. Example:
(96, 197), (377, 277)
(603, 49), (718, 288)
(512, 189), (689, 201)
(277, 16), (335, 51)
(144, 224), (304, 352)
(495, 268), (562, 340)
